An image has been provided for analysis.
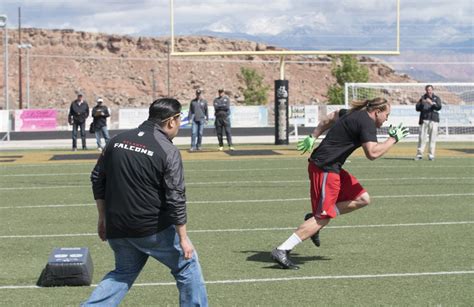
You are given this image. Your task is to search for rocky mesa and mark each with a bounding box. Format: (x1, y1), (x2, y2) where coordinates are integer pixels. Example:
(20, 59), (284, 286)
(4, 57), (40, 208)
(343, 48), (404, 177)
(0, 28), (415, 109)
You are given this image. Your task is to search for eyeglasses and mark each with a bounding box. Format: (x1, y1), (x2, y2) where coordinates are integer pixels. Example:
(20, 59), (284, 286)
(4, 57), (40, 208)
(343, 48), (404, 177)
(161, 112), (182, 123)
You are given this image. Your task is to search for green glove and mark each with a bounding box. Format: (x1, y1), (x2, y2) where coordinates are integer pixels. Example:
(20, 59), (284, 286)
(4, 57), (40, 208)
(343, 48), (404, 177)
(388, 123), (409, 142)
(297, 135), (316, 154)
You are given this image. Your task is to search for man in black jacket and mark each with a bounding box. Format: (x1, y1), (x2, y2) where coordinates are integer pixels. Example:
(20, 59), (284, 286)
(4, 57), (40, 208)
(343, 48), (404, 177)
(68, 93), (89, 151)
(91, 98), (110, 151)
(82, 98), (208, 306)
(213, 88), (234, 151)
(415, 85), (442, 161)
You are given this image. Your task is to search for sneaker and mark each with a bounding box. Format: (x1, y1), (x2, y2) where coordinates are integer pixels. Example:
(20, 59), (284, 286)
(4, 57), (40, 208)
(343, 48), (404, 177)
(97, 147), (103, 152)
(218, 146), (224, 151)
(271, 248), (299, 270)
(304, 213), (321, 247)
(428, 155), (435, 161)
(229, 146), (235, 151)
(83, 147), (88, 150)
(72, 148), (77, 152)
(414, 155), (422, 161)
(189, 148), (196, 152)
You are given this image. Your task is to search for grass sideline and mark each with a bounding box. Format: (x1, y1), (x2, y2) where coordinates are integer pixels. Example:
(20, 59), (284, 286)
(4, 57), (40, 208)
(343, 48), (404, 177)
(0, 142), (473, 306)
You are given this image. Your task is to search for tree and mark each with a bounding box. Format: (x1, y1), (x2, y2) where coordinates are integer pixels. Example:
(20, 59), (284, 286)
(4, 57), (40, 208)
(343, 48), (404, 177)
(327, 55), (369, 104)
(238, 67), (270, 105)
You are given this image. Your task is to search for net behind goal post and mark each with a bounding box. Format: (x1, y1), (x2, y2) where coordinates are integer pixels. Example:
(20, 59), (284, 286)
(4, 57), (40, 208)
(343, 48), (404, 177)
(345, 83), (474, 139)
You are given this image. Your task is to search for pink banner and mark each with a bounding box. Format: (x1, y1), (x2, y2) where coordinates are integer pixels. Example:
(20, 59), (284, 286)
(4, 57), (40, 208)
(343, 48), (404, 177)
(15, 109), (58, 131)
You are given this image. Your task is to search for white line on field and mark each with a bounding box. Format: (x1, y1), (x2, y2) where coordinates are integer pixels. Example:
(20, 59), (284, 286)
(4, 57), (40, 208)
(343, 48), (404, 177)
(1, 177), (473, 190)
(1, 193), (473, 209)
(0, 168), (303, 178)
(1, 221), (472, 239)
(1, 270), (473, 290)
(0, 172), (90, 177)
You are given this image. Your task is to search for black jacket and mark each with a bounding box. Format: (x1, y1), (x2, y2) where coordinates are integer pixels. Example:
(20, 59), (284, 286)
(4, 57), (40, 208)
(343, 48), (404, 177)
(416, 94), (442, 124)
(68, 100), (89, 124)
(91, 105), (110, 129)
(213, 95), (231, 118)
(91, 120), (187, 239)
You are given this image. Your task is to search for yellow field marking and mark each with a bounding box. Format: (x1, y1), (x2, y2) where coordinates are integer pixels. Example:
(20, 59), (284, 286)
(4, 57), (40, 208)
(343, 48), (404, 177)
(0, 143), (472, 165)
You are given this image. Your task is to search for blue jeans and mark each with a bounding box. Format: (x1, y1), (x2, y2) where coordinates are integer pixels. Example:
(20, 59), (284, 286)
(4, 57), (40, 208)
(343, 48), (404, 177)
(191, 121), (205, 149)
(94, 126), (110, 149)
(81, 225), (208, 307)
(72, 122), (86, 149)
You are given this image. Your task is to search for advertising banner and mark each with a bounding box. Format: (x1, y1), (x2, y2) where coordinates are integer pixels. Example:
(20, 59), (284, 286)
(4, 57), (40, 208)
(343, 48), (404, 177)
(15, 109), (57, 131)
(231, 106), (268, 127)
(0, 110), (9, 132)
(118, 108), (149, 129)
(304, 105), (319, 127)
(289, 105), (306, 125)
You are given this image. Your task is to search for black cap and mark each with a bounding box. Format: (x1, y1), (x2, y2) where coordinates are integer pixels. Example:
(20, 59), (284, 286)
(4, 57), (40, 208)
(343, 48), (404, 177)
(196, 89), (202, 94)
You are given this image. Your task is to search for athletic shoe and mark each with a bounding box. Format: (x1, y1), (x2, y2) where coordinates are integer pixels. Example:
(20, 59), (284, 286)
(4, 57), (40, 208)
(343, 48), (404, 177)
(97, 147), (103, 152)
(304, 213), (321, 247)
(428, 155), (435, 161)
(189, 148), (196, 152)
(414, 155), (422, 161)
(72, 148), (77, 152)
(229, 146), (235, 151)
(218, 146), (224, 151)
(271, 248), (299, 270)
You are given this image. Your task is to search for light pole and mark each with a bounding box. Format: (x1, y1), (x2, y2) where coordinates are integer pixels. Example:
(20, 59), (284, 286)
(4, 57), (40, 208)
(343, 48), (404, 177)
(0, 15), (7, 110)
(0, 15), (9, 141)
(18, 43), (32, 108)
(151, 68), (156, 101)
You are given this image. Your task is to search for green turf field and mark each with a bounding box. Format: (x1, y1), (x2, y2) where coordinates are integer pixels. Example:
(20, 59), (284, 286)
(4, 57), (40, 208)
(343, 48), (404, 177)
(0, 142), (473, 306)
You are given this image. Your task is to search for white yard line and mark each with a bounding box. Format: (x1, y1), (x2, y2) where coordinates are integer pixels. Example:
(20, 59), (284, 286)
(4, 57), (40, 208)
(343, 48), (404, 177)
(1, 270), (473, 290)
(1, 221), (472, 239)
(1, 177), (473, 190)
(1, 193), (473, 209)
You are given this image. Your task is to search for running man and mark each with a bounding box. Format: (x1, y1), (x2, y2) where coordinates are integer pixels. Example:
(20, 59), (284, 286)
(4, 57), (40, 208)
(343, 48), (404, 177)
(272, 97), (408, 269)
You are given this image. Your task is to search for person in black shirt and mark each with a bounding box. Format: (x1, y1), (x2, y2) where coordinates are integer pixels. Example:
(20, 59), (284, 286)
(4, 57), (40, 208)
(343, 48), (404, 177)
(415, 85), (442, 161)
(68, 93), (89, 151)
(91, 97), (110, 152)
(213, 88), (234, 151)
(272, 98), (408, 269)
(82, 98), (208, 306)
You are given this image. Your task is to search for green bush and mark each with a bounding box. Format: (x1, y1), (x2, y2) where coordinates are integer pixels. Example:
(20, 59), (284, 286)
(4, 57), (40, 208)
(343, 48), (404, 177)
(327, 55), (369, 104)
(238, 67), (270, 105)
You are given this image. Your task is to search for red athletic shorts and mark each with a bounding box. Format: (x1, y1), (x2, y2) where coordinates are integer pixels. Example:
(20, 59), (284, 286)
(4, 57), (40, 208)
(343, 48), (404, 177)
(308, 162), (366, 219)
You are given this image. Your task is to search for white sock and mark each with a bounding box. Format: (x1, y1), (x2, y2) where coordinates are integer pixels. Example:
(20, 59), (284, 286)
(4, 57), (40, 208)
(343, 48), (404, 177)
(277, 233), (302, 251)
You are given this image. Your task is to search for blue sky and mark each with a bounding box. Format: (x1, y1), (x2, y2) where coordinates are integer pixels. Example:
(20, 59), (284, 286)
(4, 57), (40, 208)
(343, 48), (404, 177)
(0, 0), (473, 81)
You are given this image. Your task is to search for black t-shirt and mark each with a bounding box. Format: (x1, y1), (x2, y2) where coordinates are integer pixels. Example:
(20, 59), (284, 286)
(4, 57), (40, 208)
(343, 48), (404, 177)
(310, 110), (377, 173)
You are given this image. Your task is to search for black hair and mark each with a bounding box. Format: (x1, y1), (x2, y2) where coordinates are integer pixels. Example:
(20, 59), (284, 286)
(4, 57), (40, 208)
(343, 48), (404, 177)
(148, 98), (182, 127)
(425, 84), (433, 91)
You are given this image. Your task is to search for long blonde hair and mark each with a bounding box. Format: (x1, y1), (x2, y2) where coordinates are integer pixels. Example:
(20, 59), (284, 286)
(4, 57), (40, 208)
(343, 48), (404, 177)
(350, 97), (390, 113)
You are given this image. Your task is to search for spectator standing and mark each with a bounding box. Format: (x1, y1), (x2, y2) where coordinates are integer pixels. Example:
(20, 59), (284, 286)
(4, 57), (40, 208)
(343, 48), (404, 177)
(91, 98), (111, 152)
(189, 89), (208, 151)
(82, 98), (208, 306)
(213, 89), (234, 151)
(415, 85), (442, 161)
(68, 93), (89, 151)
